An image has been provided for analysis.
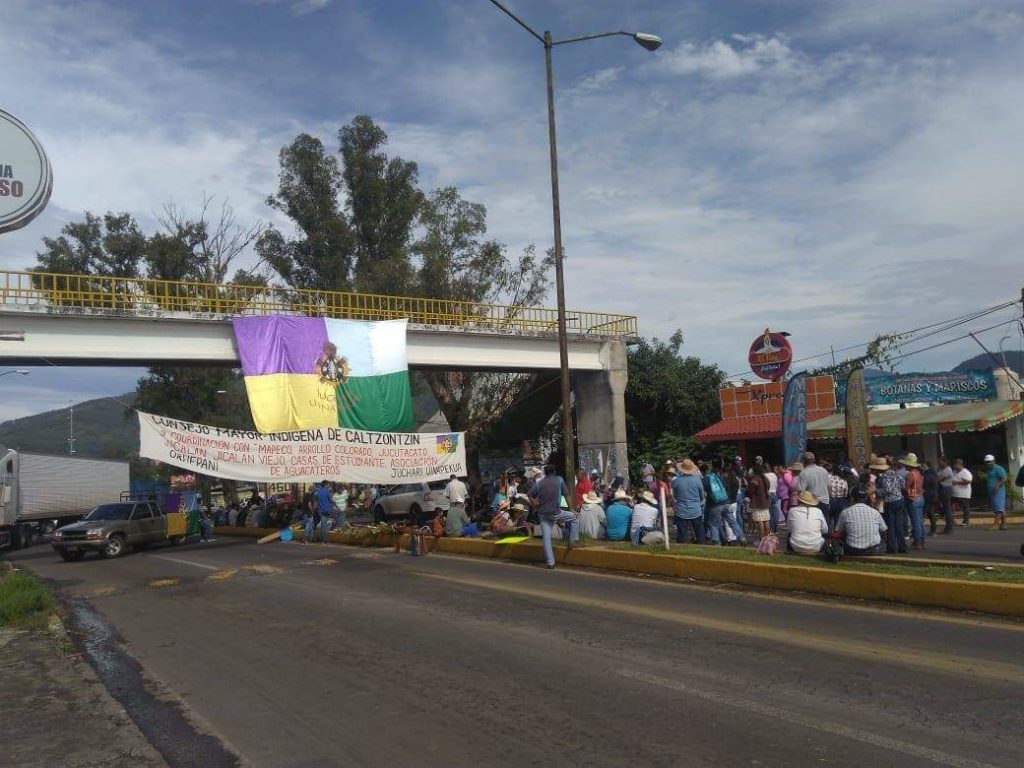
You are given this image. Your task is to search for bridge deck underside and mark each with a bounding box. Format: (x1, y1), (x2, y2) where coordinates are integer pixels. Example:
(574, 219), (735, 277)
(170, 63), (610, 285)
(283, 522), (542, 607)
(0, 312), (614, 372)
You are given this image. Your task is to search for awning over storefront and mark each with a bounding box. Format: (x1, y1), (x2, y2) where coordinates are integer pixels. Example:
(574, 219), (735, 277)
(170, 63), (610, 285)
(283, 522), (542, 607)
(808, 400), (1024, 439)
(696, 412), (834, 442)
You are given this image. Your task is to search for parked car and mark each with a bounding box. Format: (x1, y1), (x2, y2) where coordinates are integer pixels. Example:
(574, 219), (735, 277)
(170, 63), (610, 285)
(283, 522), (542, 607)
(372, 481), (451, 524)
(51, 501), (186, 561)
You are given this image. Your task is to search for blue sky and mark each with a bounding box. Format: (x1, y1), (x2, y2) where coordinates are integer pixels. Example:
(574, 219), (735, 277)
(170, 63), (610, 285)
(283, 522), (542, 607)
(2, 0), (1023, 421)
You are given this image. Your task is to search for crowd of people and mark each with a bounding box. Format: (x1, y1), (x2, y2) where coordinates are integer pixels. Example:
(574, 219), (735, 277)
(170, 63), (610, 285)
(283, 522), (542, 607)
(423, 450), (1013, 563)
(195, 451), (1012, 561)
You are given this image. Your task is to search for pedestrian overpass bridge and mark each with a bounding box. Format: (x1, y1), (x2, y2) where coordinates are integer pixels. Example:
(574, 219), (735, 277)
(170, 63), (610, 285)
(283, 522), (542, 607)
(0, 270), (633, 477)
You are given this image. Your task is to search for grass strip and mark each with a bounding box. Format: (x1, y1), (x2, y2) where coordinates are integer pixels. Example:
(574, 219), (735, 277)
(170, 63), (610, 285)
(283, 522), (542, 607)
(0, 568), (56, 631)
(592, 542), (1024, 584)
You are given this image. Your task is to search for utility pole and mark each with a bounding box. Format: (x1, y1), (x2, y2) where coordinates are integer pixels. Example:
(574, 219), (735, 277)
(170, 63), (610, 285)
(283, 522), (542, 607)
(67, 404), (76, 455)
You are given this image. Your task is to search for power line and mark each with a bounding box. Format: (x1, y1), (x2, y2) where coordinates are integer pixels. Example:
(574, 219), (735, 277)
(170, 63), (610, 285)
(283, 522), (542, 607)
(873, 317), (1021, 367)
(724, 297), (1021, 379)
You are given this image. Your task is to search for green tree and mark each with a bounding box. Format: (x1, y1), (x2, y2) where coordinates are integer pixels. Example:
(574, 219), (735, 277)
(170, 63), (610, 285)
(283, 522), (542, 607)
(257, 134), (354, 292)
(260, 117), (424, 297)
(411, 187), (554, 477)
(340, 116), (423, 294)
(32, 212), (146, 307)
(626, 330), (726, 476)
(135, 367), (252, 430)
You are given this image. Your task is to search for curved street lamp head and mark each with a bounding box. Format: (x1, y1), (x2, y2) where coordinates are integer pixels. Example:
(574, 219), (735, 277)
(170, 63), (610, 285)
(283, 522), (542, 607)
(633, 32), (663, 51)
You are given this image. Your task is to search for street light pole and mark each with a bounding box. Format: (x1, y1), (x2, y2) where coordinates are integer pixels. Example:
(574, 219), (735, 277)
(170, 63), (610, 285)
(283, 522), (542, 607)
(487, 1), (661, 500)
(541, 29), (576, 498)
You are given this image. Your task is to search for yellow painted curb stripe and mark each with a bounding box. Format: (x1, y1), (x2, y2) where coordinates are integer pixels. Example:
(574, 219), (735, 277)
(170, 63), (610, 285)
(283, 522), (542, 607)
(213, 526), (1024, 618)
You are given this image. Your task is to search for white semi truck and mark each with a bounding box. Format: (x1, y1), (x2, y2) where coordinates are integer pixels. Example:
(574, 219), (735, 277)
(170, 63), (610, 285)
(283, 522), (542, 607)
(0, 449), (130, 550)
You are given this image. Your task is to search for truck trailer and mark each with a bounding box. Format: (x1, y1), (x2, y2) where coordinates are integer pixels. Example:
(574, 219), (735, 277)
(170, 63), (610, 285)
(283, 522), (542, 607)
(0, 449), (130, 550)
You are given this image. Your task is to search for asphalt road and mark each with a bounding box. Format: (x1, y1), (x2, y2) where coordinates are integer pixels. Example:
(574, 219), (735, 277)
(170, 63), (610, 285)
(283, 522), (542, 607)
(12, 538), (1024, 768)
(894, 525), (1024, 562)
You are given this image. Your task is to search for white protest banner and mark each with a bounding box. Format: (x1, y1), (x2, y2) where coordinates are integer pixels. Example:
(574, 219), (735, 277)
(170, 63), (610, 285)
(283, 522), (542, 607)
(137, 411), (467, 484)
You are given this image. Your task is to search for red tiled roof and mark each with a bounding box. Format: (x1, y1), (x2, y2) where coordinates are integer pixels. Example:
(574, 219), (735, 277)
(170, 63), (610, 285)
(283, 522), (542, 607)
(694, 411), (834, 442)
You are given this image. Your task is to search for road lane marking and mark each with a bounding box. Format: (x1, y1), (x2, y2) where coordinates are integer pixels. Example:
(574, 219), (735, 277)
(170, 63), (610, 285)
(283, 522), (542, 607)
(207, 569), (239, 582)
(148, 578), (180, 589)
(415, 571), (1024, 686)
(150, 555), (221, 571)
(425, 552), (1024, 633)
(242, 564), (285, 575)
(617, 668), (1003, 768)
(85, 586), (119, 598)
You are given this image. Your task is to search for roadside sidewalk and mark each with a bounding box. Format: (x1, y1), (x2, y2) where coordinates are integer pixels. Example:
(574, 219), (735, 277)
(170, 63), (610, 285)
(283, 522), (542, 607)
(0, 624), (165, 767)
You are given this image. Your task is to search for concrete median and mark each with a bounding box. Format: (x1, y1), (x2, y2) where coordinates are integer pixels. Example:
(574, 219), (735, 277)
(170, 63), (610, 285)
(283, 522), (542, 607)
(214, 526), (1024, 618)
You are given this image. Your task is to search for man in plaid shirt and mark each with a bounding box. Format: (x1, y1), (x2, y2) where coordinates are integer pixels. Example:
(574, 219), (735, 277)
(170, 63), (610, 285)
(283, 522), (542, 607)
(872, 457), (906, 554)
(827, 465), (849, 529)
(836, 486), (888, 554)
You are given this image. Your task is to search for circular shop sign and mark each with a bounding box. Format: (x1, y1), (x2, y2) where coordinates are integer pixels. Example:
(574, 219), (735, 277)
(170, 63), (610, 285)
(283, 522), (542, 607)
(0, 108), (53, 235)
(748, 329), (793, 381)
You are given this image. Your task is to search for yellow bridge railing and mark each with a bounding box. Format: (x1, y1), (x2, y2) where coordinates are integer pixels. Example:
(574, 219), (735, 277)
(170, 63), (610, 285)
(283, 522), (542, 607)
(0, 270), (638, 339)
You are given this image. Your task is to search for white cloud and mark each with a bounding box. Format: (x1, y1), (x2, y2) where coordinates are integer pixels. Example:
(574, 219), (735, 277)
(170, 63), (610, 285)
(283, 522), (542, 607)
(656, 34), (799, 79)
(2, 0), (1024, 417)
(251, 0), (333, 16)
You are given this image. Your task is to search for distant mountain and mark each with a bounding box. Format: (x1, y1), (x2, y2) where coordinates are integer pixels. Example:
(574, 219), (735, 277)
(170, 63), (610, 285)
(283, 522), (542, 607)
(0, 394), (138, 460)
(954, 350), (1024, 375)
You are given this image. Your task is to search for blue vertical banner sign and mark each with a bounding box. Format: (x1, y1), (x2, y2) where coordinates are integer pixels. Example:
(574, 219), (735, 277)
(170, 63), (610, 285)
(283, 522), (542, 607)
(782, 372), (809, 467)
(844, 368), (872, 470)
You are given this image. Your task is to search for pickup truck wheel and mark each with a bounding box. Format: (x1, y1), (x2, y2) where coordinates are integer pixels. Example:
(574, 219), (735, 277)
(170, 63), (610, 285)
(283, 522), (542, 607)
(101, 534), (126, 559)
(372, 506), (385, 524)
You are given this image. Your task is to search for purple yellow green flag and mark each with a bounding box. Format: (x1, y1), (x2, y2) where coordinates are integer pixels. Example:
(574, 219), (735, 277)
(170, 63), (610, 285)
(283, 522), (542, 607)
(232, 316), (413, 433)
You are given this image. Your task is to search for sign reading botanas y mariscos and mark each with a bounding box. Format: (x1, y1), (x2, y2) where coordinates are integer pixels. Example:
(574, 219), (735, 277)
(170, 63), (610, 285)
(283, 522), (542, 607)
(137, 411), (468, 484)
(0, 109), (53, 235)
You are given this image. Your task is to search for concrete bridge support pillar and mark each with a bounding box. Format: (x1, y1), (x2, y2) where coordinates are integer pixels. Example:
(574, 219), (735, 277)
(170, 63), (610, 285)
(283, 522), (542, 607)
(574, 341), (629, 484)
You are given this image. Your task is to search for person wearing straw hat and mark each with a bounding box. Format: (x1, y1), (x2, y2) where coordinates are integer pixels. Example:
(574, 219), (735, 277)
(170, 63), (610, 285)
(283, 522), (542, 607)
(605, 488), (633, 542)
(786, 490), (829, 555)
(630, 490), (661, 545)
(901, 453), (926, 549)
(578, 490), (607, 540)
(671, 459), (706, 544)
(872, 457), (907, 554)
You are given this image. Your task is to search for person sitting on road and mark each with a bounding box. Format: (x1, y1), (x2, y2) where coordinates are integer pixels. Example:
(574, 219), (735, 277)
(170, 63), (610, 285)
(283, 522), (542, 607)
(786, 490), (828, 555)
(605, 489), (633, 541)
(445, 497), (477, 537)
(835, 486), (888, 555)
(578, 491), (606, 540)
(489, 501), (516, 537)
(510, 498), (534, 537)
(630, 491), (661, 546)
(430, 508), (445, 539)
(839, 483), (888, 557)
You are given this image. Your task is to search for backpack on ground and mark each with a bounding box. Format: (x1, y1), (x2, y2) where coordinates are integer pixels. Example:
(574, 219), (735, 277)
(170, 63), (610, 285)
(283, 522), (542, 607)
(756, 533), (780, 556)
(708, 473), (729, 505)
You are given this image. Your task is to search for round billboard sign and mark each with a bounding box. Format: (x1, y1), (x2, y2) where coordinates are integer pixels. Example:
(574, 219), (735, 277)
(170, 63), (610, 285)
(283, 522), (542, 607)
(0, 109), (53, 235)
(748, 328), (792, 381)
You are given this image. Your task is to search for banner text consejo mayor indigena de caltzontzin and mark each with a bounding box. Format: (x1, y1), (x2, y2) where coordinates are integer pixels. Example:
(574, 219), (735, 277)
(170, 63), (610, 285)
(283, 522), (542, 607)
(138, 411), (466, 484)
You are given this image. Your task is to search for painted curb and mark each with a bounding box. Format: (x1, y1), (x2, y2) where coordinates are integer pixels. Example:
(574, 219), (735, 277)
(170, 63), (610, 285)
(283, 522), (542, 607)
(214, 527), (1024, 618)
